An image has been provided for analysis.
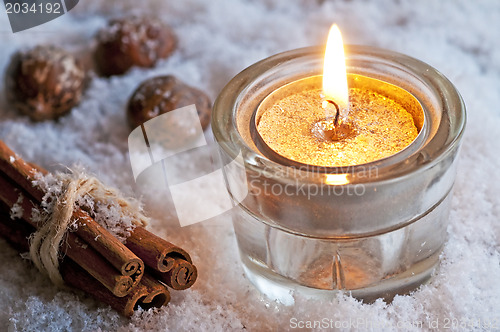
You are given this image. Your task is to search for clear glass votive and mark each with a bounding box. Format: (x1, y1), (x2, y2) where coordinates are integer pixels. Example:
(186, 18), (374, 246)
(212, 45), (466, 304)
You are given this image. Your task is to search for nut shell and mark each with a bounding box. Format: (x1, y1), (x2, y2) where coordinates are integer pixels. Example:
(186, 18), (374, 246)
(5, 45), (86, 121)
(127, 75), (211, 130)
(95, 16), (177, 76)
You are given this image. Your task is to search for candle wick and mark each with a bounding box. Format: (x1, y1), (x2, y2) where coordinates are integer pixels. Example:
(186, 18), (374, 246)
(315, 99), (356, 142)
(324, 99), (340, 126)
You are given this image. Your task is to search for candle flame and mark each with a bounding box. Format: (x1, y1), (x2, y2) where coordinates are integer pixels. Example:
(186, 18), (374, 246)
(323, 24), (349, 113)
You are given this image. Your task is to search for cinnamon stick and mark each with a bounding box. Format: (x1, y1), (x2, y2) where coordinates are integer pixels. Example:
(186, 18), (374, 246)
(0, 141), (144, 283)
(0, 140), (197, 291)
(0, 200), (134, 297)
(0, 204), (34, 252)
(125, 226), (197, 289)
(125, 226), (192, 272)
(0, 212), (170, 317)
(62, 262), (170, 317)
(154, 258), (198, 290)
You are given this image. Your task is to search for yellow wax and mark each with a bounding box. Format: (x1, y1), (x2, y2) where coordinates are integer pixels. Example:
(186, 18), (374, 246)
(256, 75), (423, 167)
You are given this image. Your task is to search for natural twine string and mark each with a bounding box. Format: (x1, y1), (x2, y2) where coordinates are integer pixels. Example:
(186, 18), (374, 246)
(28, 170), (149, 286)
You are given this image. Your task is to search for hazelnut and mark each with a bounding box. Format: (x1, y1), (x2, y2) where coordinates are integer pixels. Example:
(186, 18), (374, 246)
(127, 76), (212, 148)
(127, 75), (211, 129)
(5, 45), (86, 121)
(95, 16), (177, 76)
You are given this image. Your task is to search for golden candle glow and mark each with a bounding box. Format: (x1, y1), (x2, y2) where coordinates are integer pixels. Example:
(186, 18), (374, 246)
(256, 24), (421, 167)
(325, 174), (349, 185)
(322, 24), (349, 112)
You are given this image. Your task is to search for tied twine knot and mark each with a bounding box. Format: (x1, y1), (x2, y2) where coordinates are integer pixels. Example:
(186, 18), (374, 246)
(28, 169), (148, 286)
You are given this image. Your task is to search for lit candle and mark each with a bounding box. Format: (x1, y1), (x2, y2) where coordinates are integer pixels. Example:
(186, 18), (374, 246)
(212, 23), (465, 301)
(255, 25), (423, 167)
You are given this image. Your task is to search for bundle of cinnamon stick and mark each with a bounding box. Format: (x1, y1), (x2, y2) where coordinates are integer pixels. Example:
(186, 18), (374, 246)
(0, 140), (197, 317)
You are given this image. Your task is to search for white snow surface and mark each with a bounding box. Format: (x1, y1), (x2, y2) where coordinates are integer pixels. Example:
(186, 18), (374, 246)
(0, 0), (499, 331)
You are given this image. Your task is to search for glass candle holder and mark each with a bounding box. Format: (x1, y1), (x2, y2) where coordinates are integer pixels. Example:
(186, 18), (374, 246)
(212, 45), (466, 304)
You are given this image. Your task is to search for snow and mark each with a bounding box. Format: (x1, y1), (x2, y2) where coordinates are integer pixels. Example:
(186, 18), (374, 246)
(0, 0), (499, 331)
(32, 167), (148, 242)
(9, 193), (23, 220)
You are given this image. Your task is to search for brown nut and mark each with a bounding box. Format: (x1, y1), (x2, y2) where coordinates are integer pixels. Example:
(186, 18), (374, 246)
(95, 16), (177, 77)
(5, 45), (86, 121)
(127, 76), (212, 148)
(127, 75), (211, 129)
